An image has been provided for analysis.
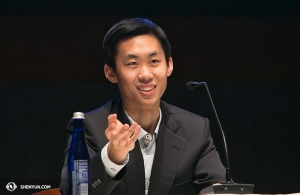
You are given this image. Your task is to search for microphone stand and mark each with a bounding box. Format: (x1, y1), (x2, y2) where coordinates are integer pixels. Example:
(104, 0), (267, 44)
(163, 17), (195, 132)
(186, 81), (254, 194)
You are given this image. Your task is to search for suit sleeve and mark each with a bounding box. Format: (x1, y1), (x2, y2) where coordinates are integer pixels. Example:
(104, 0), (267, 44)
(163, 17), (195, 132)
(59, 118), (127, 195)
(192, 118), (226, 192)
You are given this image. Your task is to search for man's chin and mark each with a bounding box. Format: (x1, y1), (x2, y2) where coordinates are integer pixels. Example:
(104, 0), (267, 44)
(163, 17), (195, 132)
(139, 98), (160, 108)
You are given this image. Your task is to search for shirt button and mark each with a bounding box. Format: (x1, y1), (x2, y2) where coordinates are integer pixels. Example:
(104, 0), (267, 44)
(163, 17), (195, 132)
(145, 134), (152, 141)
(110, 168), (116, 171)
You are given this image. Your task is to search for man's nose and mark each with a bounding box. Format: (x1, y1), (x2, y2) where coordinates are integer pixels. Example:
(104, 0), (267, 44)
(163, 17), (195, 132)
(138, 64), (153, 82)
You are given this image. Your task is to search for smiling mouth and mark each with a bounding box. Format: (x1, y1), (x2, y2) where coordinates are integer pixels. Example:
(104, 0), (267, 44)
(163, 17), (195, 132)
(137, 86), (156, 92)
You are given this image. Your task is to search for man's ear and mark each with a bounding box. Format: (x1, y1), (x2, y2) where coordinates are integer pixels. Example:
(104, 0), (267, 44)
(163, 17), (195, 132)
(104, 64), (118, 83)
(167, 57), (173, 77)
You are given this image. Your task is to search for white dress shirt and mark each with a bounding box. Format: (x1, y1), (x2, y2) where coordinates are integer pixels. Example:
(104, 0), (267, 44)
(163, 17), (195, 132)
(101, 108), (162, 195)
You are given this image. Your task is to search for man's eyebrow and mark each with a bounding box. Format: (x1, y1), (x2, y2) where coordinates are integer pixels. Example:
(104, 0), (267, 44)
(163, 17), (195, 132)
(123, 54), (138, 60)
(149, 51), (162, 57)
(123, 51), (162, 60)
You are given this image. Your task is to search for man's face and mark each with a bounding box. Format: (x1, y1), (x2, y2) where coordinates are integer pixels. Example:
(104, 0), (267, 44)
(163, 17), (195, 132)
(104, 34), (173, 110)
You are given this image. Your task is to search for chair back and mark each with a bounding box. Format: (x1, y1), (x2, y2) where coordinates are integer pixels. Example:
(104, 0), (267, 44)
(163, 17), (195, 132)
(31, 188), (61, 195)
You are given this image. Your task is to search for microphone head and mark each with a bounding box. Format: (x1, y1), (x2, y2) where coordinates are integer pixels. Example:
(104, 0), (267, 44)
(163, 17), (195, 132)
(186, 81), (204, 90)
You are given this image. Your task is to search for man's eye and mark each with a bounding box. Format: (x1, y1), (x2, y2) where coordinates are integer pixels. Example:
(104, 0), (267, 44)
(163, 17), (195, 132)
(150, 59), (159, 64)
(127, 62), (138, 65)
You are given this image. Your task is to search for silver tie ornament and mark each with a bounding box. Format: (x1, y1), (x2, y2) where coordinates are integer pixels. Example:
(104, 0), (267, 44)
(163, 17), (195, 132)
(140, 133), (153, 150)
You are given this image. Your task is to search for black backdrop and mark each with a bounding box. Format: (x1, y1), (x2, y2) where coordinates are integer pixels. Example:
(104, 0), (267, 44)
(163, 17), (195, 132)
(1, 1), (300, 194)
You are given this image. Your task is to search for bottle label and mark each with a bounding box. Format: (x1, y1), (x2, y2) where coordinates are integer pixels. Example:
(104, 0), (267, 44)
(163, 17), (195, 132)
(72, 160), (89, 195)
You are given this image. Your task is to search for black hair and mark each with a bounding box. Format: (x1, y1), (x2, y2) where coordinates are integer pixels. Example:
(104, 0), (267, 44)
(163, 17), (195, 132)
(103, 18), (172, 70)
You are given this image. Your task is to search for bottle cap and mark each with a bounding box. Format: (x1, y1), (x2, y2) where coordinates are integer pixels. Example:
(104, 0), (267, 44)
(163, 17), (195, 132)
(73, 112), (85, 119)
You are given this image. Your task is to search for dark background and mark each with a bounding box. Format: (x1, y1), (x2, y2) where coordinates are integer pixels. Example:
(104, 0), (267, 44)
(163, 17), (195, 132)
(1, 0), (300, 194)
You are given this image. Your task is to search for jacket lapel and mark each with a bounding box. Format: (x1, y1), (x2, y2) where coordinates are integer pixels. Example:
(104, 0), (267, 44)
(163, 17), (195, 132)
(112, 99), (145, 195)
(148, 104), (186, 195)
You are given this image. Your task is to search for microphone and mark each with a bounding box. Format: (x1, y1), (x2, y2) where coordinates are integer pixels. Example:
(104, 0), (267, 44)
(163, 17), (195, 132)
(186, 81), (206, 90)
(186, 81), (254, 194)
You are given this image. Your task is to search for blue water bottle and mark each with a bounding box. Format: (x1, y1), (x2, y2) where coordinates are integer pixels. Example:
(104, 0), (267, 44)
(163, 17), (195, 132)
(67, 112), (90, 195)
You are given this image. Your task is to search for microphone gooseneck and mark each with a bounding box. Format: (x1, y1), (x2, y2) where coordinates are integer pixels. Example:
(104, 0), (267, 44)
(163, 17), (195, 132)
(187, 81), (254, 194)
(186, 81), (232, 184)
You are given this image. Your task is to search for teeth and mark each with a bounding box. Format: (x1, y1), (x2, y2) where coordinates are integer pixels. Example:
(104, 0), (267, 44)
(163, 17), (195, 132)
(139, 87), (154, 91)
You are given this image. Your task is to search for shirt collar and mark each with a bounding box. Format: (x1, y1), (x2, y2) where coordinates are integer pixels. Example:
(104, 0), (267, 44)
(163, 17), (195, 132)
(123, 108), (162, 140)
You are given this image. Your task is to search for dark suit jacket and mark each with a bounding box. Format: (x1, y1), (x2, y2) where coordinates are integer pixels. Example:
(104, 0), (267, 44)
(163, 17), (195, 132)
(60, 99), (225, 195)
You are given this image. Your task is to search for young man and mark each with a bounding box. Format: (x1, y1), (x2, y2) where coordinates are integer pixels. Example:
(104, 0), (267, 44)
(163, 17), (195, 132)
(60, 18), (225, 195)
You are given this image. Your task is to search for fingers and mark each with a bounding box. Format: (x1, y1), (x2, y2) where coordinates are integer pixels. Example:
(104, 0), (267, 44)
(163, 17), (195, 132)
(107, 114), (117, 127)
(105, 114), (141, 147)
(106, 114), (122, 140)
(127, 124), (141, 146)
(104, 123), (116, 140)
(112, 122), (141, 145)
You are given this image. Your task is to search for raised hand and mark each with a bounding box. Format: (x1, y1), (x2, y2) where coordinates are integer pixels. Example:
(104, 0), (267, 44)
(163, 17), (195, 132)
(105, 114), (141, 165)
